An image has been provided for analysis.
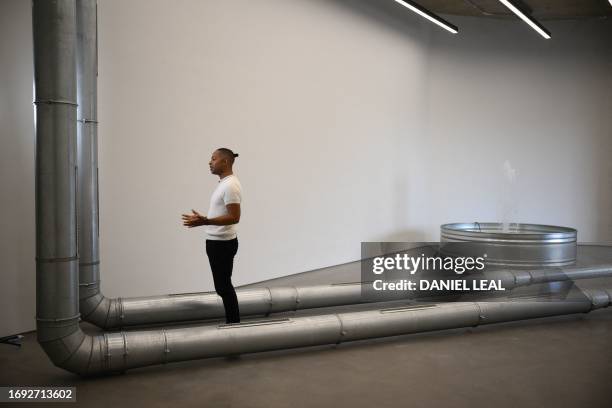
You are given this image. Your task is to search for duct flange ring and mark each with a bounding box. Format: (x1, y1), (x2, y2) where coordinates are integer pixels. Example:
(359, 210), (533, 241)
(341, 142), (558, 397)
(34, 99), (78, 106)
(162, 329), (170, 364)
(335, 314), (346, 345)
(79, 260), (100, 267)
(79, 280), (100, 287)
(265, 287), (273, 316)
(36, 255), (78, 263)
(36, 314), (81, 324)
(78, 118), (99, 124)
(474, 303), (485, 325)
(293, 286), (300, 311)
(118, 297), (125, 324)
(121, 331), (128, 355)
(103, 333), (111, 368)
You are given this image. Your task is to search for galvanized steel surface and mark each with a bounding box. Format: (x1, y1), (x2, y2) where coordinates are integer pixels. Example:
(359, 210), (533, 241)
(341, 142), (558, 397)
(76, 0), (101, 315)
(441, 223), (577, 268)
(33, 0), (82, 366)
(56, 290), (612, 375)
(85, 264), (612, 329)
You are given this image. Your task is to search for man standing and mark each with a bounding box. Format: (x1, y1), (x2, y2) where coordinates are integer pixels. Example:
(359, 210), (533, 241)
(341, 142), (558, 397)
(182, 148), (242, 324)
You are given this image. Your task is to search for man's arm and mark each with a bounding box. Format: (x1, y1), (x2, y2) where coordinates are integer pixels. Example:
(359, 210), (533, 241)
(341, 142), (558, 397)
(205, 203), (240, 226)
(182, 204), (240, 228)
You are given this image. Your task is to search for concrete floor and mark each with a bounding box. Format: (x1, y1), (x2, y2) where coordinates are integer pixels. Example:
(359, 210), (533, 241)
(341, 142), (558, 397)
(2, 246), (612, 407)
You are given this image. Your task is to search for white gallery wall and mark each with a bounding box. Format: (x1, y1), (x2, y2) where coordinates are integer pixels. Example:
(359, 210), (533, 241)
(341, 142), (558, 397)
(1, 0), (36, 339)
(95, 0), (433, 298)
(1, 0), (611, 336)
(423, 16), (612, 240)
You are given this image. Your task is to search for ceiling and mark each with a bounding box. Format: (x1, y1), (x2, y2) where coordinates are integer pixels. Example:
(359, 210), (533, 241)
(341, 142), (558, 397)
(416, 0), (612, 19)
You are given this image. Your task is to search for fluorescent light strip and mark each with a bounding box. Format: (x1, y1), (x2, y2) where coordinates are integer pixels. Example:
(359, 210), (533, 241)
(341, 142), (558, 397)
(498, 0), (551, 39)
(393, 0), (458, 34)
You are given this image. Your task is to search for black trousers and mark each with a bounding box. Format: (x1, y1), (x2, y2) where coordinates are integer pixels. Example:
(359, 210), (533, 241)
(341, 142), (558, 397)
(206, 238), (240, 323)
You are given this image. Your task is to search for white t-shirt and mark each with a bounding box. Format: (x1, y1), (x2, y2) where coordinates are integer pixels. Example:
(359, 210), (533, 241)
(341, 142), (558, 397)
(206, 174), (242, 240)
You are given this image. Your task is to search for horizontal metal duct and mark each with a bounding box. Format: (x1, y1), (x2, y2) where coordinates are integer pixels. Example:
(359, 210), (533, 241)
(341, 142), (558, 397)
(81, 264), (612, 329)
(45, 289), (612, 375)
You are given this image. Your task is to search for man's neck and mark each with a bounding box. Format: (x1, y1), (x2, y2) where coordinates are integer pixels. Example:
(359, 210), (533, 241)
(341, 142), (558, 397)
(218, 170), (233, 180)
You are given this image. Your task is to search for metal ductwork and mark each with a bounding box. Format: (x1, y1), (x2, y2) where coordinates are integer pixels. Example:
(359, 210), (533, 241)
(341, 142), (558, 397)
(75, 0), (104, 328)
(84, 264), (612, 329)
(63, 0), (612, 333)
(33, 0), (612, 377)
(33, 0), (81, 368)
(92, 290), (611, 373)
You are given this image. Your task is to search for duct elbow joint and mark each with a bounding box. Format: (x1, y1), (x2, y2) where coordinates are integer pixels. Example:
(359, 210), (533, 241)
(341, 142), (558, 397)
(37, 317), (105, 376)
(80, 292), (124, 329)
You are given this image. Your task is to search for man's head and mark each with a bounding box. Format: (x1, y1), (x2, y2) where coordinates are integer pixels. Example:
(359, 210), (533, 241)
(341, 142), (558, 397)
(209, 148), (239, 176)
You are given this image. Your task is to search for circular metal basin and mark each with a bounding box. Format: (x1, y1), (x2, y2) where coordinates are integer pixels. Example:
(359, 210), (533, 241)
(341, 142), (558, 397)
(440, 222), (577, 268)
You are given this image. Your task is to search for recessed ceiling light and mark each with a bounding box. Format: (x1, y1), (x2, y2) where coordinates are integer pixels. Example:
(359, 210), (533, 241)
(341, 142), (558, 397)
(392, 0), (459, 34)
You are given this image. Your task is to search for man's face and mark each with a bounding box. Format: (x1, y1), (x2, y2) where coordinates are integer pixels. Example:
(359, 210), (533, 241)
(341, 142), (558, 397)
(209, 151), (225, 175)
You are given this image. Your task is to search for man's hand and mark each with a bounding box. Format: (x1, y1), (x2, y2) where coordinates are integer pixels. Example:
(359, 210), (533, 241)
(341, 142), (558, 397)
(181, 209), (208, 228)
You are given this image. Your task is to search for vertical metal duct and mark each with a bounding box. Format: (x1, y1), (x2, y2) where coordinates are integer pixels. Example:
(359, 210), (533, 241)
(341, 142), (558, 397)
(84, 264), (612, 329)
(33, 0), (89, 370)
(75, 0), (104, 325)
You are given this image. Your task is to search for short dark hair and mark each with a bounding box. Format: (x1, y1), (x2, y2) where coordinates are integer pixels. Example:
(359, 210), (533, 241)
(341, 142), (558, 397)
(216, 147), (239, 164)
